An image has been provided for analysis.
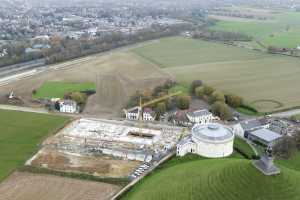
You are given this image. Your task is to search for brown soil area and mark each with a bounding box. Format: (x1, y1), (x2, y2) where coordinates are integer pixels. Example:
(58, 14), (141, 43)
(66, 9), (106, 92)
(30, 148), (141, 178)
(0, 171), (120, 200)
(0, 52), (171, 117)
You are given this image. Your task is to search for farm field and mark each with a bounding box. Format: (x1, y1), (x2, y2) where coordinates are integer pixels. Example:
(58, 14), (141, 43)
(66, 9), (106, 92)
(209, 7), (300, 48)
(33, 81), (96, 99)
(0, 109), (69, 181)
(0, 171), (120, 200)
(132, 37), (300, 113)
(0, 51), (171, 117)
(122, 157), (300, 200)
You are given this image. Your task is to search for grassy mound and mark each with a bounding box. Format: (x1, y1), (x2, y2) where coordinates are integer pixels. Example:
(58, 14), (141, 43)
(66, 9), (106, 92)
(234, 137), (257, 159)
(122, 158), (300, 200)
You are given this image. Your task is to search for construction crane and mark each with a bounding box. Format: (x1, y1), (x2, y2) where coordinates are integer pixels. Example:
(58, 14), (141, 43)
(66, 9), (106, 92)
(124, 91), (182, 121)
(141, 91), (182, 109)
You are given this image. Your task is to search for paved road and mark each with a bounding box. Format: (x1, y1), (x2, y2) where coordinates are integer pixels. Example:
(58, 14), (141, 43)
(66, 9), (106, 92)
(272, 109), (300, 118)
(0, 104), (49, 114)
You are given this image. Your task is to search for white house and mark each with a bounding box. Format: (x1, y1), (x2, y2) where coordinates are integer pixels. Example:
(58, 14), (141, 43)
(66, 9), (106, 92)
(186, 109), (214, 125)
(177, 123), (234, 158)
(124, 107), (140, 120)
(59, 100), (77, 113)
(124, 107), (155, 121)
(142, 108), (156, 121)
(0, 48), (7, 57)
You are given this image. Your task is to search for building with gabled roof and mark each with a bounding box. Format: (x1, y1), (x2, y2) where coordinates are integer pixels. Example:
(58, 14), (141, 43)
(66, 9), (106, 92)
(186, 109), (214, 125)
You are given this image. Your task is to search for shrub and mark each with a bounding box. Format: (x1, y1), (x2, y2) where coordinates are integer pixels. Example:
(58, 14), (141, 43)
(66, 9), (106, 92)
(203, 85), (215, 96)
(70, 92), (87, 105)
(156, 102), (167, 116)
(211, 101), (232, 120)
(273, 136), (297, 159)
(209, 91), (225, 104)
(176, 95), (191, 110)
(190, 80), (203, 94)
(195, 86), (205, 98)
(225, 94), (243, 108)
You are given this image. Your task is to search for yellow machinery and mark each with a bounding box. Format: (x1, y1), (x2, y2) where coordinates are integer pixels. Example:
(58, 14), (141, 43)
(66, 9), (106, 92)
(138, 91), (182, 120)
(124, 91), (182, 121)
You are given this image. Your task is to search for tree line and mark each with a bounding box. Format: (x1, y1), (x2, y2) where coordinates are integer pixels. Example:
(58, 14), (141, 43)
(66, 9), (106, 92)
(191, 80), (243, 120)
(0, 23), (193, 68)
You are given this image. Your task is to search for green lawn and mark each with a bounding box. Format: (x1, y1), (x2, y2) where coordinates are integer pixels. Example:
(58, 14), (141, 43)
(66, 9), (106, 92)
(122, 158), (300, 200)
(132, 37), (300, 113)
(0, 109), (69, 181)
(33, 81), (96, 99)
(210, 10), (300, 48)
(168, 84), (189, 95)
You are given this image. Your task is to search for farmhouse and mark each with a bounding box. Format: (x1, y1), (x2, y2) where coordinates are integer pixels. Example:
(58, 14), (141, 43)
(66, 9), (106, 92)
(248, 128), (282, 147)
(143, 108), (156, 121)
(124, 107), (140, 120)
(59, 100), (77, 113)
(124, 107), (155, 121)
(186, 109), (214, 125)
(177, 123), (234, 158)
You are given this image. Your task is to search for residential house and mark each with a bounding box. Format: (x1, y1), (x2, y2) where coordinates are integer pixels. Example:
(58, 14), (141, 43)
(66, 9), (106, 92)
(143, 107), (156, 121)
(59, 100), (77, 113)
(186, 109), (214, 125)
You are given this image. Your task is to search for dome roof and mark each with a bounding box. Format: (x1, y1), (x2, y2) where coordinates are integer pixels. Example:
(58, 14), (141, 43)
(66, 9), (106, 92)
(192, 123), (234, 141)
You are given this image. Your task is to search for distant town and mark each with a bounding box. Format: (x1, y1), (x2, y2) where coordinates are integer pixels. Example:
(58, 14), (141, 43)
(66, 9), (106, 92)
(1, 0), (300, 200)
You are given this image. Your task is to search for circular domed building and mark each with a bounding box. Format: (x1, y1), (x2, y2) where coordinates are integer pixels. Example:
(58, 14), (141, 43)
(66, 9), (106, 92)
(177, 123), (234, 158)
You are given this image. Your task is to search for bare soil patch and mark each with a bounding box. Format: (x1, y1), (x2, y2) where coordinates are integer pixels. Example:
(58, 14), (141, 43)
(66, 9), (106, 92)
(0, 171), (120, 200)
(29, 148), (141, 178)
(0, 52), (171, 117)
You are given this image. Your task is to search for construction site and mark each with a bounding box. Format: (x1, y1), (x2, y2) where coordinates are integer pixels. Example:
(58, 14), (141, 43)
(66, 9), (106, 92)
(27, 118), (186, 178)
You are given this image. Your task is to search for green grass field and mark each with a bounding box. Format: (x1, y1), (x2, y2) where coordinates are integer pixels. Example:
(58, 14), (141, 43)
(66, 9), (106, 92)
(122, 157), (300, 200)
(0, 109), (69, 181)
(291, 114), (300, 120)
(210, 9), (300, 48)
(234, 137), (257, 158)
(33, 81), (96, 99)
(132, 37), (300, 112)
